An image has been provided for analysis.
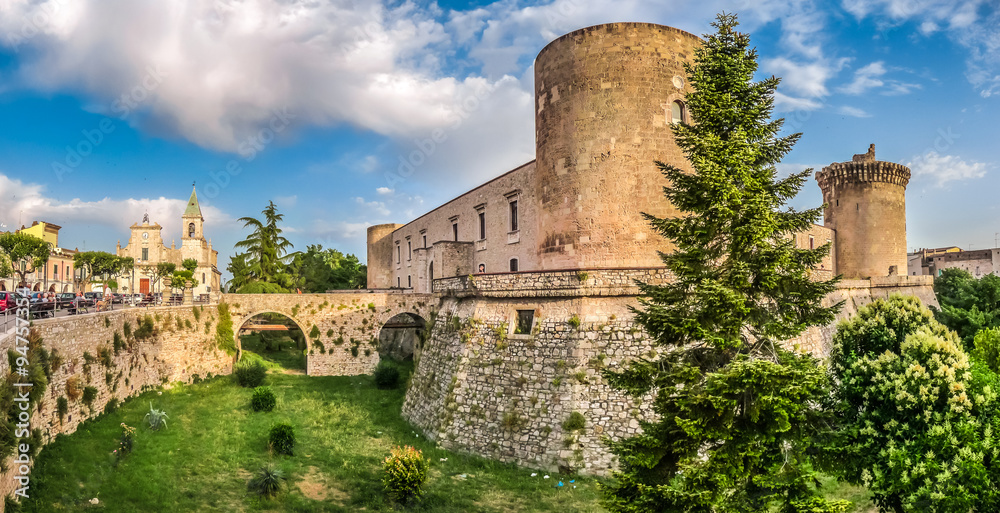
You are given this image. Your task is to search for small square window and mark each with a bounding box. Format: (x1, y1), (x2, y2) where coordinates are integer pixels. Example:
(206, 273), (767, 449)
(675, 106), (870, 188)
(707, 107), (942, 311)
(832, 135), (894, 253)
(515, 310), (534, 335)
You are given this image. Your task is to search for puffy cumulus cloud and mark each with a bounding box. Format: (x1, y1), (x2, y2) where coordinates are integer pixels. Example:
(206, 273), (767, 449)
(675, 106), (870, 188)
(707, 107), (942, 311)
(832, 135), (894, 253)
(0, 0), (519, 152)
(766, 57), (846, 99)
(0, 171), (238, 247)
(908, 151), (989, 187)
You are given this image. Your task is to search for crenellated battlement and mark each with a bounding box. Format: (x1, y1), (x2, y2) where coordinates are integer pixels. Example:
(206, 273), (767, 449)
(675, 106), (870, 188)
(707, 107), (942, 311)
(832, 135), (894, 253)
(816, 160), (911, 189)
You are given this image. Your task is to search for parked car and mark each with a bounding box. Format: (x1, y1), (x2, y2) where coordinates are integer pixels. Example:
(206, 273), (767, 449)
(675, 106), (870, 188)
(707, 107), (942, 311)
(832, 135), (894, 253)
(112, 293), (124, 304)
(0, 291), (17, 312)
(84, 292), (101, 301)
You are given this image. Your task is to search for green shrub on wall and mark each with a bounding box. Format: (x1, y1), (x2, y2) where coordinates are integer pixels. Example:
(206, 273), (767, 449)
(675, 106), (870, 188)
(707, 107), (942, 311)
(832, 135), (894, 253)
(309, 325), (320, 339)
(215, 303), (236, 355)
(0, 329), (50, 463)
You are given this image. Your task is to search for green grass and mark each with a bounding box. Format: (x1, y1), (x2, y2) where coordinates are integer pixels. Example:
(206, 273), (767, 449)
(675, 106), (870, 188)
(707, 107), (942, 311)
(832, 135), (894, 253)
(241, 333), (306, 371)
(22, 362), (604, 512)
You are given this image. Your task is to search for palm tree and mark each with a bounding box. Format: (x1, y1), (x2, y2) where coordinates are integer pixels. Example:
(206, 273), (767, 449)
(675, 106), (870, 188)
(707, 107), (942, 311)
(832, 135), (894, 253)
(234, 201), (293, 284)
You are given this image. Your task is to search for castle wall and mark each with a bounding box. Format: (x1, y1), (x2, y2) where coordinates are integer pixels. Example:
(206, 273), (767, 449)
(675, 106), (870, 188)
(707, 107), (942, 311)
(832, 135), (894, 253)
(403, 272), (937, 475)
(533, 23), (700, 270)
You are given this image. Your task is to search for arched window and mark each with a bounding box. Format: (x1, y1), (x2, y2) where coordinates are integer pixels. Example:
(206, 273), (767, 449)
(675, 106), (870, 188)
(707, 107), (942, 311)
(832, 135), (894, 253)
(670, 100), (685, 124)
(509, 258), (519, 272)
(188, 223), (196, 237)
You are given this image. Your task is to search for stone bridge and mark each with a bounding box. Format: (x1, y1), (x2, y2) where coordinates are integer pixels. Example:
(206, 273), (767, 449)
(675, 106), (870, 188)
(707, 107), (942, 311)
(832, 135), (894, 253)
(222, 291), (437, 375)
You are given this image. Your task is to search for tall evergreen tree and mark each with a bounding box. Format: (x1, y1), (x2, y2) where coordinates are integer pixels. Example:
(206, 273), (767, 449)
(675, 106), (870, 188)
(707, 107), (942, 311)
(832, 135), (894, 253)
(601, 14), (844, 513)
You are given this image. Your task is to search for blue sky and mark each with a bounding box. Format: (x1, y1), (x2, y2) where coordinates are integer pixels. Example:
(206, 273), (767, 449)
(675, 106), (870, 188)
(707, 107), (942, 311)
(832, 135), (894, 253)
(2, 0), (999, 282)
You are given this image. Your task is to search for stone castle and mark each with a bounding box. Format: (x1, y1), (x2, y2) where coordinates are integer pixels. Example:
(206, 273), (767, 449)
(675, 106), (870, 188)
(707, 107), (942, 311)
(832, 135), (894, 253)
(364, 23), (936, 474)
(368, 24), (914, 291)
(0, 23), (938, 496)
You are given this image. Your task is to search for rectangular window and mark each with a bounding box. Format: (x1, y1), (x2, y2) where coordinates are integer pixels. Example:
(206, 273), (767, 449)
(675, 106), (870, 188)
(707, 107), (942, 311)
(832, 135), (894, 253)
(510, 200), (518, 231)
(407, 241), (411, 260)
(397, 277), (400, 287)
(396, 244), (400, 264)
(453, 223), (458, 241)
(142, 248), (148, 261)
(422, 235), (427, 248)
(515, 310), (534, 335)
(809, 236), (814, 250)
(479, 211), (486, 240)
(509, 258), (519, 272)
(407, 275), (411, 288)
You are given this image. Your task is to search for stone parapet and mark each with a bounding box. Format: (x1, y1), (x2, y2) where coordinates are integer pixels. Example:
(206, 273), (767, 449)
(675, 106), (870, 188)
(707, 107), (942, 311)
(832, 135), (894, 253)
(433, 268), (672, 298)
(815, 160), (911, 188)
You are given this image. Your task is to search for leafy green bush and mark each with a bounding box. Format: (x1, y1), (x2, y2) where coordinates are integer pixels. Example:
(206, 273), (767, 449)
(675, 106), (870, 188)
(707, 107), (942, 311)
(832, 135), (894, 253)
(827, 296), (1000, 512)
(373, 362), (400, 390)
(215, 303), (235, 354)
(973, 327), (1000, 372)
(234, 359), (267, 388)
(114, 423), (135, 464)
(144, 402), (169, 431)
(382, 445), (429, 504)
(56, 397), (68, 424)
(268, 422), (295, 455)
(251, 386), (276, 412)
(247, 464), (287, 497)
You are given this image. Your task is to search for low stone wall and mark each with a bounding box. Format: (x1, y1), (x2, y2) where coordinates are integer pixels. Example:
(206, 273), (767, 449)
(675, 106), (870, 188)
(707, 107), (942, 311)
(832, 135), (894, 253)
(0, 305), (232, 506)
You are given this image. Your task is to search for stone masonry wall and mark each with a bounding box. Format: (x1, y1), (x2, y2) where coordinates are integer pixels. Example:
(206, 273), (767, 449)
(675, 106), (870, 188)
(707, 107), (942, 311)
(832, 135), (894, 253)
(402, 295), (655, 475)
(404, 273), (938, 475)
(0, 305), (232, 505)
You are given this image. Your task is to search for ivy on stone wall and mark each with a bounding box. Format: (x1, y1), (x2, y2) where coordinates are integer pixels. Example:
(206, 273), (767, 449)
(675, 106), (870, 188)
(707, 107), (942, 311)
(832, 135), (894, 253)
(0, 329), (50, 466)
(215, 303), (236, 355)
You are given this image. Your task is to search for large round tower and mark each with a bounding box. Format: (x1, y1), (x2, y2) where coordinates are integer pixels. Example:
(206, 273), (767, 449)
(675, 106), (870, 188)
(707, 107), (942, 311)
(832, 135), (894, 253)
(533, 23), (701, 270)
(815, 144), (910, 279)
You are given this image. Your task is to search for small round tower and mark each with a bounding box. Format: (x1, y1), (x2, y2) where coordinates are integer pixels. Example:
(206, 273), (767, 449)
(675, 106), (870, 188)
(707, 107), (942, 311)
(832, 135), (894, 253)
(366, 223), (403, 289)
(815, 144), (910, 279)
(533, 23), (701, 270)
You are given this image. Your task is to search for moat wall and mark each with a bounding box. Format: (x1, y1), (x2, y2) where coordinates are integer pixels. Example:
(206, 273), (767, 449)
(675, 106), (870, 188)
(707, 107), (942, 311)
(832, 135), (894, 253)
(0, 305), (232, 506)
(402, 272), (937, 475)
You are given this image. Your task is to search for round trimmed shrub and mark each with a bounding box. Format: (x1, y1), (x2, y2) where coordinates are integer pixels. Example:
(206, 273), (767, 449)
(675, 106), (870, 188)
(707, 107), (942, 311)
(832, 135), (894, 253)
(268, 422), (295, 456)
(251, 386), (276, 412)
(234, 359), (267, 388)
(373, 362), (400, 390)
(382, 445), (429, 504)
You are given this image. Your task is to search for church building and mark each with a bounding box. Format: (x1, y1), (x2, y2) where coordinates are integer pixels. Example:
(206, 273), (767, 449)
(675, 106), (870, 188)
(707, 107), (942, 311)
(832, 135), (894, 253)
(117, 186), (222, 299)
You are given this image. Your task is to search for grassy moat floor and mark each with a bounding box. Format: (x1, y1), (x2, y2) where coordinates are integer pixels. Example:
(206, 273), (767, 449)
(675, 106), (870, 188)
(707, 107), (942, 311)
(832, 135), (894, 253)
(20, 338), (604, 512)
(20, 335), (877, 512)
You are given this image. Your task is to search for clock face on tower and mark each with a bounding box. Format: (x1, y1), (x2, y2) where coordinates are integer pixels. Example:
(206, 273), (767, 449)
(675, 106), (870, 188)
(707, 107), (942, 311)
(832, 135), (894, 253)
(142, 232), (149, 240)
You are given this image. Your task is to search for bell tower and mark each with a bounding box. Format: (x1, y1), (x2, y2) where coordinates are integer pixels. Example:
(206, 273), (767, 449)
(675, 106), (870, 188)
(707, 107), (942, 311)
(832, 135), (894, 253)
(182, 184), (204, 241)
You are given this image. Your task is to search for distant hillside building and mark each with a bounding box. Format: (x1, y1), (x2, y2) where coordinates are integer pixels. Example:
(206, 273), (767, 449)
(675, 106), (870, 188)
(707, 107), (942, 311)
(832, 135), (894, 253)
(117, 186), (221, 298)
(908, 246), (963, 276)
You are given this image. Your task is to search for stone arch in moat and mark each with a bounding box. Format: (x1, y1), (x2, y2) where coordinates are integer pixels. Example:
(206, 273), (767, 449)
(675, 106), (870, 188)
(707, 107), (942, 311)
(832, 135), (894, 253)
(223, 292), (437, 375)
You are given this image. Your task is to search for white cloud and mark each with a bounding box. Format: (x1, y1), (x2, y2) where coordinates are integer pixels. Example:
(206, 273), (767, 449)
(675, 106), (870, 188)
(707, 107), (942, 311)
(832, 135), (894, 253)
(376, 187), (394, 196)
(839, 61), (920, 96)
(0, 171), (237, 248)
(0, 0), (519, 153)
(907, 151), (989, 187)
(773, 91), (823, 112)
(837, 105), (872, 117)
(353, 197), (390, 217)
